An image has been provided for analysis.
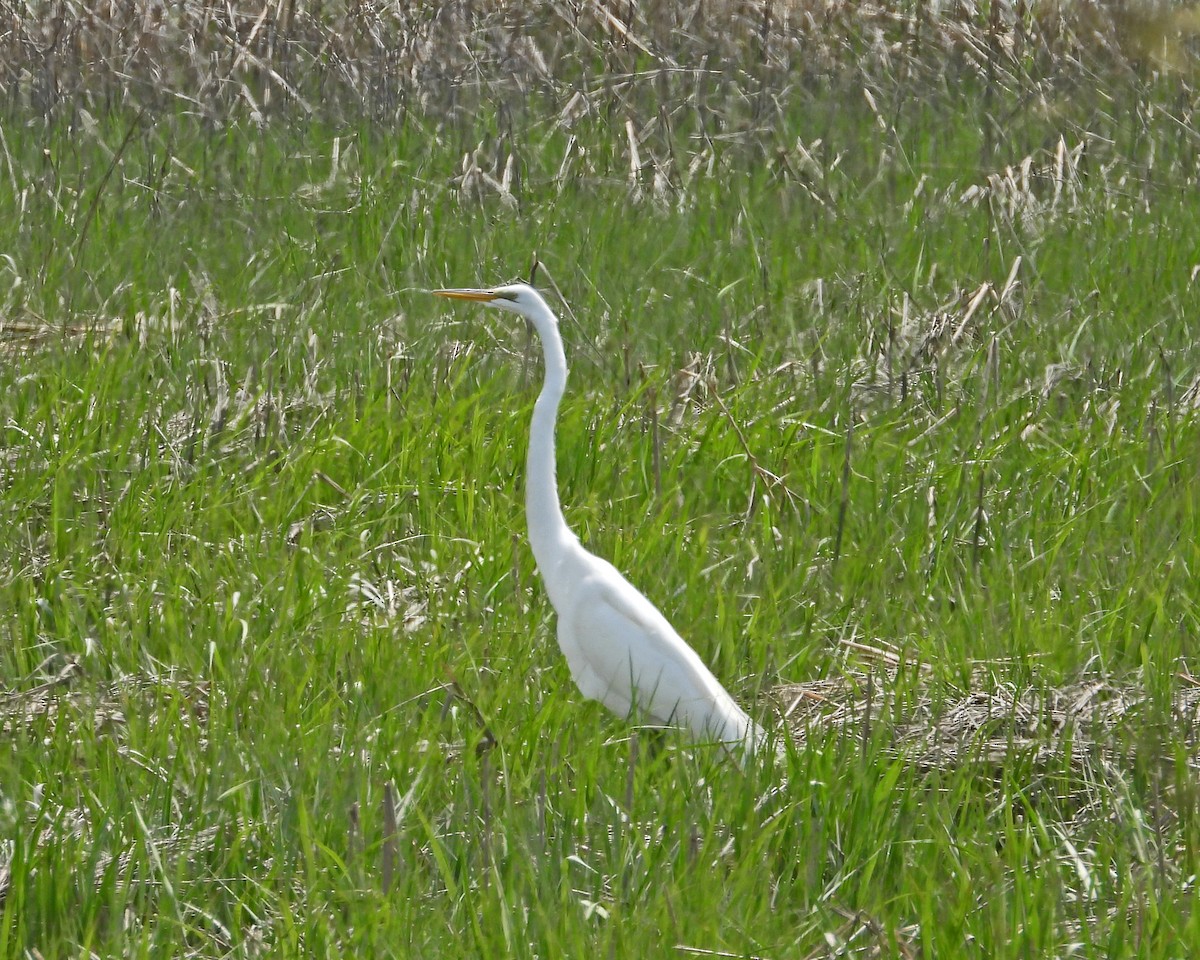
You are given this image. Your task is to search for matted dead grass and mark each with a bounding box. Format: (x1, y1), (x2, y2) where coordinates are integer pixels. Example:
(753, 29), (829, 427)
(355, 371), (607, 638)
(770, 638), (1200, 814)
(0, 654), (211, 739)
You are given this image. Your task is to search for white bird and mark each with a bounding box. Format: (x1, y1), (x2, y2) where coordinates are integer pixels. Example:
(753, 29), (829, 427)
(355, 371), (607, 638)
(433, 282), (771, 761)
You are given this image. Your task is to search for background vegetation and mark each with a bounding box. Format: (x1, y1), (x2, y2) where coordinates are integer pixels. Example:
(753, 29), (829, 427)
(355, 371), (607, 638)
(1, 1), (1198, 956)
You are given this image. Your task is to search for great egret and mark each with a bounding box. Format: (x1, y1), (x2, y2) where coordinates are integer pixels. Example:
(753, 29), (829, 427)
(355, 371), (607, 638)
(432, 283), (771, 761)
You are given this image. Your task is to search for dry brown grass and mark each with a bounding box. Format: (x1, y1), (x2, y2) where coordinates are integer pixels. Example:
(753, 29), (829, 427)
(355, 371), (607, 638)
(0, 1), (1189, 123)
(771, 638), (1200, 818)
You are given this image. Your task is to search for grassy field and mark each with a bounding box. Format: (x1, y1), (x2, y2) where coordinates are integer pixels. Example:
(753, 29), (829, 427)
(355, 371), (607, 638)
(1, 2), (1199, 956)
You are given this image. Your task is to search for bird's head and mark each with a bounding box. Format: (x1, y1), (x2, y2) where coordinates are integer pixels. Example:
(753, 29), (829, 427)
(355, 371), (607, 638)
(432, 283), (554, 325)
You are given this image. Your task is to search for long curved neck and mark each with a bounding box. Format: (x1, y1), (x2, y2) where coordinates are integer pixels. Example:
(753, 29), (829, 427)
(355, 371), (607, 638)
(526, 314), (575, 569)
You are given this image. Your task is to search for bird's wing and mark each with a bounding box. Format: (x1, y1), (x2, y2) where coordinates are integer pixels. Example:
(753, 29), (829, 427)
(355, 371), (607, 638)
(562, 567), (752, 743)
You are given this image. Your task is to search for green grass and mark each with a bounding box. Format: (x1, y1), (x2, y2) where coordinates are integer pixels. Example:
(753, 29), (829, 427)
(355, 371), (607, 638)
(2, 27), (1200, 958)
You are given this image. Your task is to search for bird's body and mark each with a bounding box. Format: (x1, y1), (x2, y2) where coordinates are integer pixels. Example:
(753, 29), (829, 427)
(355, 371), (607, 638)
(433, 283), (768, 759)
(538, 529), (761, 749)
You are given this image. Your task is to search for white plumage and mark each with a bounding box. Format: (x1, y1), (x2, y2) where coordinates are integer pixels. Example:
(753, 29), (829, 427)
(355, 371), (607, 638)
(433, 283), (770, 760)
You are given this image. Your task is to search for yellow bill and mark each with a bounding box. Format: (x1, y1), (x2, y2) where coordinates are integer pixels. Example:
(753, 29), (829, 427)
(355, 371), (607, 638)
(432, 288), (498, 301)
